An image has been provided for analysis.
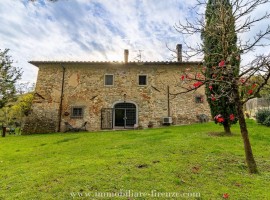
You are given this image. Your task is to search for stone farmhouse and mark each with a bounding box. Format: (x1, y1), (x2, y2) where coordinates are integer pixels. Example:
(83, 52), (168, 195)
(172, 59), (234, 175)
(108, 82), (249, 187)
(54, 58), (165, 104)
(22, 45), (210, 134)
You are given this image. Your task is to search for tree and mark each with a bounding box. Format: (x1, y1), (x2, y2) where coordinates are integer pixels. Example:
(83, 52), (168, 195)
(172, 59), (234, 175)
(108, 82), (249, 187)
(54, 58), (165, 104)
(259, 79), (270, 97)
(202, 0), (239, 134)
(0, 49), (22, 109)
(174, 0), (270, 173)
(9, 92), (34, 132)
(16, 82), (35, 95)
(10, 93), (34, 117)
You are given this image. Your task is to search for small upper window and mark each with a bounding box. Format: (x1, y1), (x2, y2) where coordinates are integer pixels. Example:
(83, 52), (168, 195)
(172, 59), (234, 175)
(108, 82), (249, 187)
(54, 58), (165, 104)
(138, 75), (147, 86)
(71, 107), (84, 118)
(105, 74), (114, 86)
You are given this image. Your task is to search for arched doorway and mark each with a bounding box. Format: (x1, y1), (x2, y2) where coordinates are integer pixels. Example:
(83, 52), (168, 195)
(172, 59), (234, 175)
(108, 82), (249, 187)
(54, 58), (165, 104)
(114, 102), (137, 129)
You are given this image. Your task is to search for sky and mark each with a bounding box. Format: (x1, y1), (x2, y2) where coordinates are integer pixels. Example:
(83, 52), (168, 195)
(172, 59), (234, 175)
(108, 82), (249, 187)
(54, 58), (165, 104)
(0, 0), (269, 84)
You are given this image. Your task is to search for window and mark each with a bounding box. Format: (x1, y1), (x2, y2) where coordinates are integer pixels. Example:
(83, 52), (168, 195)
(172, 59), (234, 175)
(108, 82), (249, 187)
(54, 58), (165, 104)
(105, 74), (114, 86)
(71, 107), (84, 118)
(138, 75), (147, 86)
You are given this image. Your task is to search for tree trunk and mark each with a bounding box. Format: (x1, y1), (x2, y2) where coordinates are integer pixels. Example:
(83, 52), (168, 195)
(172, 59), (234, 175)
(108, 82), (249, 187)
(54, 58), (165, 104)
(223, 120), (232, 135)
(2, 126), (6, 137)
(233, 88), (258, 173)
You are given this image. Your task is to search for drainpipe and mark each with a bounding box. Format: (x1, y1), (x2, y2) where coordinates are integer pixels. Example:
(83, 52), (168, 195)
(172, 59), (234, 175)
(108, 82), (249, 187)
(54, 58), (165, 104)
(167, 85), (170, 117)
(58, 64), (65, 132)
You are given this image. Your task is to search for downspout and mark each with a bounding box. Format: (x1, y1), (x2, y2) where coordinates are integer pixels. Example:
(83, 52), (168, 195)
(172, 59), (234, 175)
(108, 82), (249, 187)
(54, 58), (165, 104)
(58, 64), (65, 132)
(167, 85), (170, 117)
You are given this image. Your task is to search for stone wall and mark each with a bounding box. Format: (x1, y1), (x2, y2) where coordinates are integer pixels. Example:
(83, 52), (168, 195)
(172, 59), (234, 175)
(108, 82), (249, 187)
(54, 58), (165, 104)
(22, 62), (211, 134)
(21, 64), (62, 134)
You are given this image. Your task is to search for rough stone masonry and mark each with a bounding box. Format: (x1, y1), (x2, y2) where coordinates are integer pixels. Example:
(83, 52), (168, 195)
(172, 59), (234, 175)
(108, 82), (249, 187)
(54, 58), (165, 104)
(22, 47), (210, 134)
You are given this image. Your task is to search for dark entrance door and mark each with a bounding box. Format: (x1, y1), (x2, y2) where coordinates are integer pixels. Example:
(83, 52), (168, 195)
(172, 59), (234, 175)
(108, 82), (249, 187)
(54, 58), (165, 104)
(114, 103), (136, 129)
(115, 109), (125, 126)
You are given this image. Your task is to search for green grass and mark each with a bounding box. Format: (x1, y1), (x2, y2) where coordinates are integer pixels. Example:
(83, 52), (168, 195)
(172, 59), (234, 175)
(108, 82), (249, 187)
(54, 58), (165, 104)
(0, 120), (269, 200)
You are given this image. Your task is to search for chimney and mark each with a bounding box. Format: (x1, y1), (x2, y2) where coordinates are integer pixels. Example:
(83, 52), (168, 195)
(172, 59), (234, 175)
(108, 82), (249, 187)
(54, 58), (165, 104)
(124, 49), (129, 64)
(176, 44), (182, 62)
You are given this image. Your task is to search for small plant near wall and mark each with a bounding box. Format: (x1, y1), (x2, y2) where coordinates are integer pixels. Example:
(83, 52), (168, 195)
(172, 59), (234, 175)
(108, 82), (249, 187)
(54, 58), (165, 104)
(255, 109), (270, 125)
(148, 121), (154, 128)
(263, 116), (270, 127)
(195, 95), (204, 103)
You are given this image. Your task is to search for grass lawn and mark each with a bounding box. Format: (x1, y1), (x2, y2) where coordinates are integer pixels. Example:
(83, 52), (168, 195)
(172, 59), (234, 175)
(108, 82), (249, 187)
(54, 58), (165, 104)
(0, 120), (269, 200)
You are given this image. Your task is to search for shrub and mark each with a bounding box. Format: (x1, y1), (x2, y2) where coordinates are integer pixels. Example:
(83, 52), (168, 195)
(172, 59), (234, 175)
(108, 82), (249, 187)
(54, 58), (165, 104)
(256, 109), (270, 124)
(263, 115), (270, 127)
(148, 121), (154, 128)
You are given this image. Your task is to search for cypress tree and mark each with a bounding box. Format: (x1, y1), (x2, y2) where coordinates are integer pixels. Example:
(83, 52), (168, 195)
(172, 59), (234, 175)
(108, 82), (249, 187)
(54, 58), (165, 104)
(202, 0), (240, 134)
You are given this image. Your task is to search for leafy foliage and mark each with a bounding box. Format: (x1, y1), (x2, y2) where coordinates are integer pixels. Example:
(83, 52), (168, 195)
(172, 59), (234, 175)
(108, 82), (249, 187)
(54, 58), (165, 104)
(0, 49), (22, 108)
(256, 109), (270, 124)
(263, 115), (270, 127)
(0, 93), (34, 127)
(10, 93), (34, 118)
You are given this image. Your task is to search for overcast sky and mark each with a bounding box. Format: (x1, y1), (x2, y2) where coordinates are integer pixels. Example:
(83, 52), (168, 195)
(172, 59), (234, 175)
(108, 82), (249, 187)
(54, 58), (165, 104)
(0, 0), (269, 84)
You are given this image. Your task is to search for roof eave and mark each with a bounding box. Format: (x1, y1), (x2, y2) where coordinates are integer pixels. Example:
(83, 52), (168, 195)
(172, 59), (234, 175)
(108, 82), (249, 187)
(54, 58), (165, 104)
(28, 60), (202, 67)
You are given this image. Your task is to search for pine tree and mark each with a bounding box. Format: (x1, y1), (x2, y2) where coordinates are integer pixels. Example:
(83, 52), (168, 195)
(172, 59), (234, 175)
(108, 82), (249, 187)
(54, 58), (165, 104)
(0, 49), (22, 108)
(202, 0), (240, 134)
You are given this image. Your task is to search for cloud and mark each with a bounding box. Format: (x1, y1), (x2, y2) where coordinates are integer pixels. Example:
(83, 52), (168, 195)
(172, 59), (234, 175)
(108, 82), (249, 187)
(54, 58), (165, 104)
(0, 0), (269, 84)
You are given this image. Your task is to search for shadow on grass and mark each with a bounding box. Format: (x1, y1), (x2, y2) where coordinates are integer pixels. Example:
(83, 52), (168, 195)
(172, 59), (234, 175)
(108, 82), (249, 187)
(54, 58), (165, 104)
(55, 137), (79, 144)
(208, 132), (234, 137)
